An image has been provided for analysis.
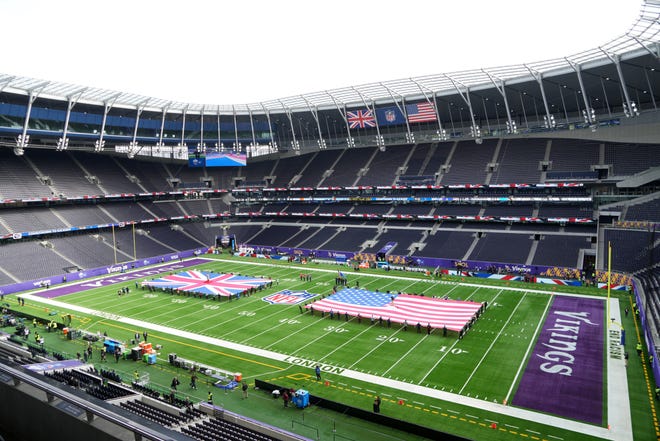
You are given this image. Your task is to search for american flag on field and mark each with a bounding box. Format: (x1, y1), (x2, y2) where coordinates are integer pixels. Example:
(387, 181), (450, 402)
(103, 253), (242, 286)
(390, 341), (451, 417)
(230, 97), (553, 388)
(141, 270), (270, 297)
(347, 109), (376, 129)
(406, 102), (437, 123)
(306, 288), (483, 332)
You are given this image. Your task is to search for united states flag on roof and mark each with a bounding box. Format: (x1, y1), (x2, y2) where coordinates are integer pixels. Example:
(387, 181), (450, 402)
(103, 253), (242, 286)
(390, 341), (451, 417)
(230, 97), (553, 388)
(406, 102), (437, 123)
(347, 109), (376, 129)
(141, 270), (270, 297)
(306, 288), (483, 332)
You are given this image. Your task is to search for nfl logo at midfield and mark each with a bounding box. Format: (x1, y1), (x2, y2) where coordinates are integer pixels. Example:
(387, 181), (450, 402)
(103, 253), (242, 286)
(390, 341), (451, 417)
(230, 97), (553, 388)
(263, 290), (317, 305)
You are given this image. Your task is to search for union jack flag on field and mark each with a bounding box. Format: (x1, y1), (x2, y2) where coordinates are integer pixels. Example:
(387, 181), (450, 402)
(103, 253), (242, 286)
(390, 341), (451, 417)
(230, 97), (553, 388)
(142, 270), (270, 297)
(347, 109), (376, 129)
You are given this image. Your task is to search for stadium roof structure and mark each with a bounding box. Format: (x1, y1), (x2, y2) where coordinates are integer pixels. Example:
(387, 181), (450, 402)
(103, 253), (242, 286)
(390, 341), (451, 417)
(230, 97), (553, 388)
(1, 1), (659, 116)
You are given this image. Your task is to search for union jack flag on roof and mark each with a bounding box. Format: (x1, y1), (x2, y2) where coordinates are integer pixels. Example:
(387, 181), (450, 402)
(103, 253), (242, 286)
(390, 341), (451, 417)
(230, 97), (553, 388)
(347, 109), (376, 129)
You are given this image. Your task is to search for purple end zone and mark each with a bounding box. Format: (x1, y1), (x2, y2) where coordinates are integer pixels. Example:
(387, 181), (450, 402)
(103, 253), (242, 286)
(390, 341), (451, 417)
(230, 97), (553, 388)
(31, 258), (211, 299)
(512, 296), (604, 425)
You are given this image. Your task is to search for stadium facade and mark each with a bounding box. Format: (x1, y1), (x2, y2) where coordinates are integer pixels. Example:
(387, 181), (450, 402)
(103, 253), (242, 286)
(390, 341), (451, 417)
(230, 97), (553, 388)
(0, 1), (658, 441)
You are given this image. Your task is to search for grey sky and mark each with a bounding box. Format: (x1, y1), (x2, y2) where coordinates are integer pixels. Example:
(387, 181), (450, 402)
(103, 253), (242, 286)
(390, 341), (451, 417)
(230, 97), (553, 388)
(0, 0), (642, 105)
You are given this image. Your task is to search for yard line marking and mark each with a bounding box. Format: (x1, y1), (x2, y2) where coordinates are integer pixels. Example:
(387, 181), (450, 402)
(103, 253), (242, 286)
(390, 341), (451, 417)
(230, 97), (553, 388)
(465, 414), (479, 419)
(458, 290), (523, 395)
(347, 328), (404, 370)
(294, 319), (360, 359)
(262, 314), (332, 350)
(382, 328), (430, 377)
(446, 409), (459, 414)
(417, 289), (505, 386)
(504, 293), (553, 405)
(547, 435), (564, 440)
(430, 405), (443, 410)
(464, 286), (480, 301)
(485, 419), (498, 423)
(416, 336), (460, 385)
(526, 429), (540, 434)
(505, 424), (519, 429)
(413, 401), (425, 405)
(316, 319), (376, 362)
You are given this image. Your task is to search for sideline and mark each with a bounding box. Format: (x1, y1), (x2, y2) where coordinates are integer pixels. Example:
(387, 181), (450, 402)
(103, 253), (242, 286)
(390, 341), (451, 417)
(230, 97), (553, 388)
(210, 256), (608, 300)
(21, 291), (627, 441)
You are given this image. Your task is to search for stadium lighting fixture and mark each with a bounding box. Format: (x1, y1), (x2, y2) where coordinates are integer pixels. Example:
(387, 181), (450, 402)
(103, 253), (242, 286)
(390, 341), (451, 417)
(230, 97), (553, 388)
(346, 137), (355, 148)
(505, 120), (518, 135)
(469, 124), (481, 140)
(582, 108), (596, 124)
(622, 101), (640, 117)
(316, 139), (327, 149)
(436, 129), (448, 141)
(290, 140), (299, 151)
(543, 114), (556, 129)
(15, 134), (29, 155)
(94, 139), (105, 152)
(127, 140), (139, 158)
(405, 132), (415, 144)
(376, 134), (385, 151)
(56, 137), (69, 151)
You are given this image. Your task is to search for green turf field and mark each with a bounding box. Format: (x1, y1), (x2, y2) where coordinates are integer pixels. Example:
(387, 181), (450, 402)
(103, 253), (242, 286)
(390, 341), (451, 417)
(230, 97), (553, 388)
(6, 255), (657, 441)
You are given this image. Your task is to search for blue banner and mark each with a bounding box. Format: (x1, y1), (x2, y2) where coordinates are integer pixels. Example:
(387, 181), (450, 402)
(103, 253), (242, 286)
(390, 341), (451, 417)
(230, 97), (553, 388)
(375, 106), (406, 127)
(188, 156), (205, 168)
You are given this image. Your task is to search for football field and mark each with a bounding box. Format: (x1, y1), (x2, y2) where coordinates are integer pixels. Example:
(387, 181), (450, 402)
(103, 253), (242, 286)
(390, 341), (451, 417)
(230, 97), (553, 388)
(18, 255), (636, 441)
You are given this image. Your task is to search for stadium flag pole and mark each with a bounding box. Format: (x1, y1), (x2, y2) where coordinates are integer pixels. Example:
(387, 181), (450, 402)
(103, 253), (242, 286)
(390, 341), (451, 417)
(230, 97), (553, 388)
(132, 222), (137, 261)
(112, 224), (117, 265)
(607, 241), (612, 323)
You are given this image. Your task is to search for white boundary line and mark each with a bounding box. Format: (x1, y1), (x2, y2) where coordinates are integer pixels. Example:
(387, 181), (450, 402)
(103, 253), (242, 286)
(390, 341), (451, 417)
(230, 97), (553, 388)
(458, 292), (525, 394)
(19, 256), (630, 440)
(504, 294), (554, 403)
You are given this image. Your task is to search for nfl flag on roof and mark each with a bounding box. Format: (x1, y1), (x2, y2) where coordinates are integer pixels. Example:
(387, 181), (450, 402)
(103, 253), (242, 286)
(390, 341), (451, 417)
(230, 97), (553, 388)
(375, 106), (406, 127)
(347, 109), (376, 129)
(406, 102), (437, 123)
